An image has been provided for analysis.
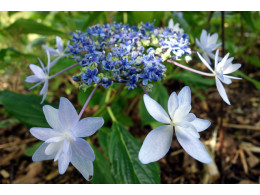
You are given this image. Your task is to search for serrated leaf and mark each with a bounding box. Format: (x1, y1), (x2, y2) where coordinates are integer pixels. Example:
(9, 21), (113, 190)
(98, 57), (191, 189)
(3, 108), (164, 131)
(109, 123), (160, 184)
(91, 145), (116, 184)
(97, 127), (112, 156)
(0, 90), (51, 128)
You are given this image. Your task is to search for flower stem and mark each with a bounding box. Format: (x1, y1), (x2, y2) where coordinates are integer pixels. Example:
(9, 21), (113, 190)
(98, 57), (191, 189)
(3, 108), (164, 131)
(78, 84), (99, 119)
(107, 107), (117, 122)
(93, 84), (125, 117)
(167, 60), (214, 77)
(49, 62), (80, 79)
(141, 86), (149, 96)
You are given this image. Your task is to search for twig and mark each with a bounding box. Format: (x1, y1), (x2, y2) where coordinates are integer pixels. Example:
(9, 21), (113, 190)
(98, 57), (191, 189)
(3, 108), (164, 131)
(0, 138), (37, 149)
(222, 123), (260, 131)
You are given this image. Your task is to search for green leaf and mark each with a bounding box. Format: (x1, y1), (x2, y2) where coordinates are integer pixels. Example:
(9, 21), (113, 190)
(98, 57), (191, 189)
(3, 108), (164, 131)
(139, 82), (169, 126)
(109, 123), (160, 184)
(116, 113), (133, 127)
(0, 118), (20, 128)
(236, 70), (260, 90)
(78, 88), (103, 108)
(91, 145), (116, 184)
(6, 19), (65, 36)
(24, 142), (43, 157)
(0, 90), (51, 128)
(97, 127), (112, 156)
(169, 70), (215, 87)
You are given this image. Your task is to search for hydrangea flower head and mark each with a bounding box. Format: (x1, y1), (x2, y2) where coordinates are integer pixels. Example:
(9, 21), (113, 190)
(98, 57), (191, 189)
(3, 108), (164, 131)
(66, 22), (191, 90)
(197, 50), (242, 105)
(30, 97), (104, 180)
(139, 86), (212, 164)
(25, 51), (51, 104)
(196, 29), (221, 64)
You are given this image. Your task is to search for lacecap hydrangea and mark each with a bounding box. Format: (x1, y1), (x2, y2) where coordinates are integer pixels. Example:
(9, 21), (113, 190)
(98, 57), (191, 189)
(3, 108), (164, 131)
(66, 22), (191, 90)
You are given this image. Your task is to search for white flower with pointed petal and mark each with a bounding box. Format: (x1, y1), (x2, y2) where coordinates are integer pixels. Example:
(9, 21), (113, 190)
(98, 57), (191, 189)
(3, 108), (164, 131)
(30, 97), (104, 181)
(168, 19), (184, 34)
(42, 36), (69, 67)
(139, 86), (212, 164)
(196, 29), (221, 64)
(197, 50), (242, 105)
(25, 51), (51, 104)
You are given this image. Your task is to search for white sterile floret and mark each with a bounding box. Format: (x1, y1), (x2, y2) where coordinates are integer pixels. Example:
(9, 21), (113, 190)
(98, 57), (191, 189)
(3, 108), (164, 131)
(30, 97), (104, 181)
(196, 29), (221, 64)
(42, 36), (68, 67)
(197, 49), (242, 105)
(168, 19), (184, 34)
(139, 86), (212, 164)
(25, 51), (51, 104)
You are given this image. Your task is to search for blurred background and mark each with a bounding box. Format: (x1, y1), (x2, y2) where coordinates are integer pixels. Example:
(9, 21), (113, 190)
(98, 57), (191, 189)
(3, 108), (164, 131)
(0, 11), (260, 184)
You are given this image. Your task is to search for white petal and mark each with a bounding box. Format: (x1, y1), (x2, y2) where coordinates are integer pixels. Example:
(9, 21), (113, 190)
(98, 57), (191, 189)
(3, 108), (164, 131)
(200, 30), (207, 47)
(42, 45), (59, 56)
(223, 63), (241, 74)
(207, 33), (218, 46)
(215, 78), (231, 105)
(139, 125), (173, 164)
(183, 113), (196, 122)
(173, 104), (191, 123)
(175, 128), (212, 164)
(71, 138), (95, 161)
(50, 56), (61, 68)
(197, 52), (214, 73)
(202, 52), (212, 65)
(191, 118), (211, 132)
(214, 49), (219, 70)
(224, 75), (242, 80)
(43, 105), (63, 131)
(217, 53), (230, 71)
(45, 136), (64, 143)
(46, 50), (51, 74)
(58, 138), (72, 174)
(58, 97), (79, 130)
(143, 95), (171, 124)
(30, 127), (62, 141)
(168, 19), (174, 29)
(175, 123), (200, 139)
(32, 143), (55, 162)
(178, 86), (191, 106)
(45, 141), (63, 155)
(40, 80), (48, 104)
(73, 117), (104, 137)
(29, 64), (45, 79)
(71, 150), (94, 181)
(25, 75), (42, 83)
(168, 92), (179, 120)
(56, 36), (64, 54)
(222, 76), (232, 85)
(195, 38), (202, 50)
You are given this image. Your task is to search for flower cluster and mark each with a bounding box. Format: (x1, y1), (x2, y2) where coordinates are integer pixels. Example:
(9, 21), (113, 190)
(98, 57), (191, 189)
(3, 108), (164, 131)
(24, 19), (243, 182)
(67, 22), (191, 90)
(196, 30), (242, 105)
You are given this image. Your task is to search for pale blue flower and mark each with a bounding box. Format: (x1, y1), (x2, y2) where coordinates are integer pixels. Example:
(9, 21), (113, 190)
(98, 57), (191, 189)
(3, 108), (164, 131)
(42, 36), (69, 67)
(196, 30), (221, 64)
(168, 19), (184, 34)
(25, 51), (51, 104)
(139, 86), (212, 164)
(30, 97), (104, 180)
(197, 50), (242, 105)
